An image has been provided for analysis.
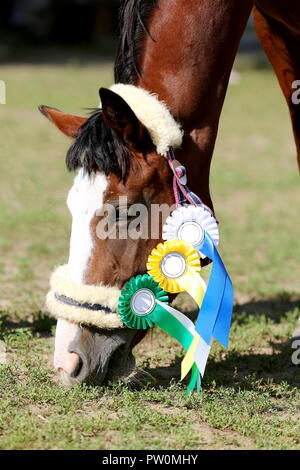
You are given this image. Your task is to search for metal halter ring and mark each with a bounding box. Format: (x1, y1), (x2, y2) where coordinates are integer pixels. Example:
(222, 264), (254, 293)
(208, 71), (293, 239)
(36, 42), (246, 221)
(170, 159), (187, 185)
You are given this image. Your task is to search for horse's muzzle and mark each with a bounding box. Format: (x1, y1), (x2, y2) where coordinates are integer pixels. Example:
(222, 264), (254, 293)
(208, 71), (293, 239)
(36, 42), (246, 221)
(54, 318), (137, 386)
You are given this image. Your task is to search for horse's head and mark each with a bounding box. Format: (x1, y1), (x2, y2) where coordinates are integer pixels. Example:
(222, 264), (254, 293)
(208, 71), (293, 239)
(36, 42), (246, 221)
(40, 86), (182, 385)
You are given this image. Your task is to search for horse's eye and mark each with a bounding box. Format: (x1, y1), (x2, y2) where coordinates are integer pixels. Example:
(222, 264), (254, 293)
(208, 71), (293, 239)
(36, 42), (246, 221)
(115, 206), (137, 222)
(115, 207), (128, 222)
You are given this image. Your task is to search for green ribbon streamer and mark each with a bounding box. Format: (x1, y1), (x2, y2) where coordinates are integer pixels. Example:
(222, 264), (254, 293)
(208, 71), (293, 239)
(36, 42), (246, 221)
(149, 302), (199, 394)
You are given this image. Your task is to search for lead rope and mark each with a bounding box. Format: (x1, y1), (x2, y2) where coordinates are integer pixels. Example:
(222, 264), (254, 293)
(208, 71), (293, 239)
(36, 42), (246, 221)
(167, 148), (219, 223)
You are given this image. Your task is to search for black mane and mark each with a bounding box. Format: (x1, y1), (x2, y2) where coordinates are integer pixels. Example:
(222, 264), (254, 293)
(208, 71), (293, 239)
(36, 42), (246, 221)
(114, 0), (158, 84)
(66, 1), (158, 178)
(66, 109), (132, 180)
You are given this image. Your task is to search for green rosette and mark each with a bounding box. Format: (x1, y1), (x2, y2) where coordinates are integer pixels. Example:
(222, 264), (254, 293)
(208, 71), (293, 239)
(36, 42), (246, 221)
(118, 273), (201, 395)
(118, 274), (168, 329)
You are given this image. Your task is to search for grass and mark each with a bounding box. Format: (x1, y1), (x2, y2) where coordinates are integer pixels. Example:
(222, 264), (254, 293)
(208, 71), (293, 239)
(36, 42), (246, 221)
(0, 50), (299, 449)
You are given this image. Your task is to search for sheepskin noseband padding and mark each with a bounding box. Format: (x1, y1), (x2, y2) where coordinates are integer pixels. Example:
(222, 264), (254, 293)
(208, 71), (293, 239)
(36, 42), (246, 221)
(108, 84), (183, 156)
(46, 265), (123, 329)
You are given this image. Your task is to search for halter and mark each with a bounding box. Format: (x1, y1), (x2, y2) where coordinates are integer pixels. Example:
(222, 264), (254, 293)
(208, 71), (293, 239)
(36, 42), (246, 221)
(46, 85), (234, 394)
(46, 85), (219, 329)
(46, 265), (123, 329)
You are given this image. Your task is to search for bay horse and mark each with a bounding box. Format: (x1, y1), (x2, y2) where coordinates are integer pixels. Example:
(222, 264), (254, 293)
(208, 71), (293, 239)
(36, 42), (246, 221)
(40, 0), (300, 386)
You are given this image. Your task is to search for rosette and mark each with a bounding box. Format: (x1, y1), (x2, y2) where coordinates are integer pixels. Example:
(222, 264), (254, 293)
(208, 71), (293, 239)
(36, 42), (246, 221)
(162, 205), (219, 258)
(118, 273), (203, 394)
(118, 274), (168, 329)
(146, 239), (206, 307)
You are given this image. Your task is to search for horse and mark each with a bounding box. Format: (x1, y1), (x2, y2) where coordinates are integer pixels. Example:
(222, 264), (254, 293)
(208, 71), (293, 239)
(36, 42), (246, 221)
(40, 0), (300, 386)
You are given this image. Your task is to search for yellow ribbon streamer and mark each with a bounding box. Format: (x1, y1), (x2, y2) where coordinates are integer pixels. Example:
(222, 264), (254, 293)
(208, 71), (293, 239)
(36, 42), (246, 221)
(181, 333), (201, 381)
(176, 266), (206, 308)
(179, 268), (207, 381)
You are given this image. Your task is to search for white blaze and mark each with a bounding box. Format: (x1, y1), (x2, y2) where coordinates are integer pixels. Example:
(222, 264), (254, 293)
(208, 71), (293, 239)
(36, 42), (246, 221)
(54, 169), (108, 376)
(66, 168), (108, 284)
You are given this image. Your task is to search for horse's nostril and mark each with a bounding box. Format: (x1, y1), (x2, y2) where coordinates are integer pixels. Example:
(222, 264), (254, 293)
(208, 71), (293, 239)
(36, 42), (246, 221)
(70, 356), (83, 378)
(55, 350), (82, 383)
(54, 318), (83, 382)
(57, 353), (84, 385)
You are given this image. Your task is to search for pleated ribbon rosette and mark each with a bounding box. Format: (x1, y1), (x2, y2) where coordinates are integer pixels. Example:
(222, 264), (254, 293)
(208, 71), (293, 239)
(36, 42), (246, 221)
(162, 205), (219, 258)
(146, 239), (206, 302)
(118, 272), (203, 393)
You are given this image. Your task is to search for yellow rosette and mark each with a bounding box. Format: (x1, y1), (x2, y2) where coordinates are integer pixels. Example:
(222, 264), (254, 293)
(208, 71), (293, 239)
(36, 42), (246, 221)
(147, 240), (206, 307)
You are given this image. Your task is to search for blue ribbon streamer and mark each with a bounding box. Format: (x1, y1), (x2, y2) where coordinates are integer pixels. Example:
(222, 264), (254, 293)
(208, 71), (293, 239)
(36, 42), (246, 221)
(194, 232), (234, 348)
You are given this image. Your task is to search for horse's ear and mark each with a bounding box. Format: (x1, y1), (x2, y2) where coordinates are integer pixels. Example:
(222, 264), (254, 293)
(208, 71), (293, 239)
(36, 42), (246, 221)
(99, 88), (146, 147)
(38, 105), (87, 138)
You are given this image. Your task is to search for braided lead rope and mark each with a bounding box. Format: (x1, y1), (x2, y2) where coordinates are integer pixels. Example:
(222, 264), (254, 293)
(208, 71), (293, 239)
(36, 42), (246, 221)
(167, 148), (218, 223)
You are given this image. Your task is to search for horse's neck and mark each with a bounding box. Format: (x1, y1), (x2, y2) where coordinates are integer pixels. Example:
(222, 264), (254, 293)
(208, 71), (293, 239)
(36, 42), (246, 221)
(136, 0), (253, 209)
(137, 0), (253, 125)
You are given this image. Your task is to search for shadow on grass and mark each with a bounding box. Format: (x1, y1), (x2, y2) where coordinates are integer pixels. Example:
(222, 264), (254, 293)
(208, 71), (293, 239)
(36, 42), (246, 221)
(233, 297), (300, 324)
(140, 296), (300, 392)
(143, 336), (300, 393)
(0, 311), (56, 338)
(185, 296), (300, 325)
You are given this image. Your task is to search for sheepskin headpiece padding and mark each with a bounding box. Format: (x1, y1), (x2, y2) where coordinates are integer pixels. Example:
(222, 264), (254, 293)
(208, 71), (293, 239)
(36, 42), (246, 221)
(107, 84), (183, 156)
(46, 265), (123, 329)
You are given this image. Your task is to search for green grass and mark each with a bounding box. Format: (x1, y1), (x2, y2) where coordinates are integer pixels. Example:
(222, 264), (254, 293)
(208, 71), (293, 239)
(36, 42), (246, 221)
(0, 51), (299, 449)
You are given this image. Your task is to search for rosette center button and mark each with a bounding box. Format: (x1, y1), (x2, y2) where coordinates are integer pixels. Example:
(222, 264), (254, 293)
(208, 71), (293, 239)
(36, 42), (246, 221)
(160, 252), (187, 279)
(130, 288), (156, 316)
(177, 221), (204, 247)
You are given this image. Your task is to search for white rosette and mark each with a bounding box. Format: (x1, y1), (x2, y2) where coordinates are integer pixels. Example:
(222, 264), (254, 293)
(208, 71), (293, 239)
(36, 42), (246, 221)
(162, 205), (219, 258)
